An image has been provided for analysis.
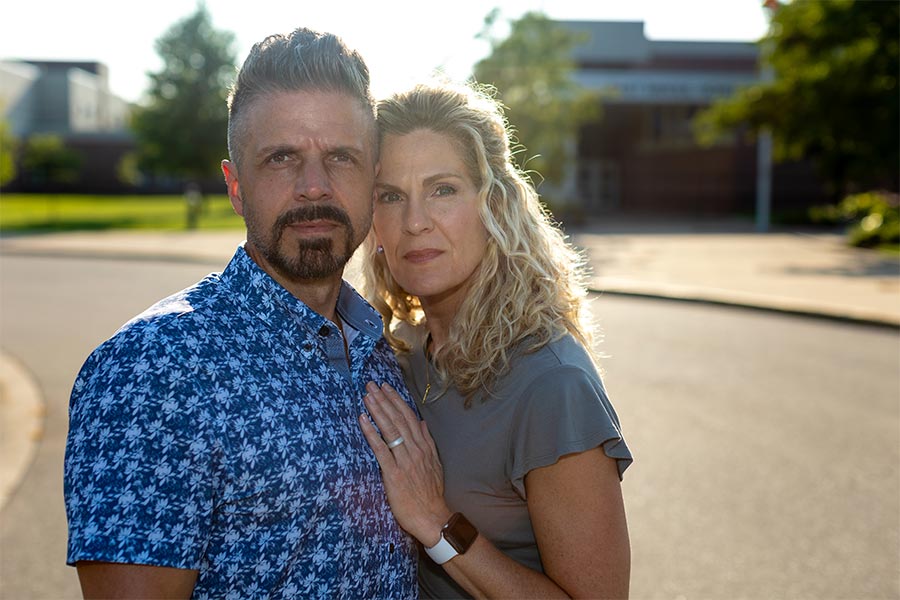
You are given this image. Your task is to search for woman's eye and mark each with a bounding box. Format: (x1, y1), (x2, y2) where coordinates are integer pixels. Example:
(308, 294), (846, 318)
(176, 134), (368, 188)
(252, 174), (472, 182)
(378, 191), (402, 203)
(434, 184), (456, 197)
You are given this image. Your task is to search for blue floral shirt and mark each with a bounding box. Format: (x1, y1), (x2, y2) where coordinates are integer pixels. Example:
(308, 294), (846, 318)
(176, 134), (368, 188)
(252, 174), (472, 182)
(64, 246), (417, 599)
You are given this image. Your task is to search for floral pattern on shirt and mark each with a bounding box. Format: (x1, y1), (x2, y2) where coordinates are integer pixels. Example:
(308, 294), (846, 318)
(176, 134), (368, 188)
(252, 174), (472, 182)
(64, 246), (417, 599)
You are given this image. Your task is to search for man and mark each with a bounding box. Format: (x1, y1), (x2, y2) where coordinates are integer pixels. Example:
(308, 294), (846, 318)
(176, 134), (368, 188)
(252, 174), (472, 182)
(64, 28), (417, 599)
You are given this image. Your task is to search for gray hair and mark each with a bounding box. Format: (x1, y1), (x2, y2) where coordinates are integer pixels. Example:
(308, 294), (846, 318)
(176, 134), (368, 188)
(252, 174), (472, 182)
(226, 27), (375, 168)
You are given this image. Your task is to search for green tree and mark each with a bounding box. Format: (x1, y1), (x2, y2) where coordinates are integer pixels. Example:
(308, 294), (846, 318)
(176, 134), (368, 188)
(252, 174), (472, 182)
(695, 0), (899, 198)
(21, 134), (81, 185)
(473, 10), (600, 195)
(0, 117), (16, 186)
(131, 3), (236, 186)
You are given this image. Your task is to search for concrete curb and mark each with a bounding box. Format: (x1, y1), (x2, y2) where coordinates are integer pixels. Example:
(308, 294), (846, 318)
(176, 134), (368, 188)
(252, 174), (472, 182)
(0, 352), (45, 513)
(1, 247), (227, 267)
(592, 286), (900, 330)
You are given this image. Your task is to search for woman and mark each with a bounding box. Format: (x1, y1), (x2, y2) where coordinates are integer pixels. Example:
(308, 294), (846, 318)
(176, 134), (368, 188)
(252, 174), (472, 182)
(358, 81), (633, 599)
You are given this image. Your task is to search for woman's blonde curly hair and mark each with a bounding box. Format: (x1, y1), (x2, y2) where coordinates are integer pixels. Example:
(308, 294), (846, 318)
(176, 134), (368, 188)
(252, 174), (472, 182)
(362, 80), (596, 399)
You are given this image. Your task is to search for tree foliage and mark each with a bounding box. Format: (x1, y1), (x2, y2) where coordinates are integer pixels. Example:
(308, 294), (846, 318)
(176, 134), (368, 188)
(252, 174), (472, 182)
(0, 117), (16, 186)
(695, 0), (899, 197)
(131, 3), (237, 183)
(811, 191), (899, 248)
(21, 134), (81, 185)
(473, 10), (599, 192)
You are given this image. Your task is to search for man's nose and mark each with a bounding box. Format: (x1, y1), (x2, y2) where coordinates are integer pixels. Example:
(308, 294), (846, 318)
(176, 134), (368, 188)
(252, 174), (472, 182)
(294, 160), (333, 201)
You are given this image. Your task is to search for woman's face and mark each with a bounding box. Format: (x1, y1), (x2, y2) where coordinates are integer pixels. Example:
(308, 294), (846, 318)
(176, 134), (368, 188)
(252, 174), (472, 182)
(373, 128), (489, 312)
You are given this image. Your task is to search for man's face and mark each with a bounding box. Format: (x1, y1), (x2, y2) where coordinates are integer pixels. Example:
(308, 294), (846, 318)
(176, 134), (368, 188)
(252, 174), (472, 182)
(223, 90), (377, 284)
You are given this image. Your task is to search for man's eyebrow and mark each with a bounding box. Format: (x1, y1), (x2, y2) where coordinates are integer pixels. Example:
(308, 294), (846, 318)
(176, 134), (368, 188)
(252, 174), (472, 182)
(329, 144), (366, 157)
(254, 144), (366, 157)
(256, 144), (295, 157)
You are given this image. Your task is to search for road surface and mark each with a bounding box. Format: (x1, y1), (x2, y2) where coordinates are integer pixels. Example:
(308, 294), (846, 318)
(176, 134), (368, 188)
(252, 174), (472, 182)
(0, 253), (897, 599)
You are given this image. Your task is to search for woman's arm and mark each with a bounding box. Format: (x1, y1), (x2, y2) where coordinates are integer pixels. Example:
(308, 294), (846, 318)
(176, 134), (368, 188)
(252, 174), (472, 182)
(76, 562), (198, 599)
(435, 448), (630, 599)
(359, 382), (630, 599)
(525, 447), (631, 598)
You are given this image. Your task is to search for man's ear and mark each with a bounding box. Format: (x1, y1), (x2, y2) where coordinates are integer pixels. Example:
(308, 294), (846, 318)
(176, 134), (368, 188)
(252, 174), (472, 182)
(222, 160), (244, 217)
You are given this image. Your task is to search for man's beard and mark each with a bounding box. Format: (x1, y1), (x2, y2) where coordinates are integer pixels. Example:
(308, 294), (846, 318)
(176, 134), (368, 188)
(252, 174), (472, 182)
(247, 204), (365, 281)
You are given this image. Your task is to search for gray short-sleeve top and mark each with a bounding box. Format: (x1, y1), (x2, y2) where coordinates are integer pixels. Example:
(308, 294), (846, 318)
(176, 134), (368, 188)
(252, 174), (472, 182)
(395, 325), (632, 599)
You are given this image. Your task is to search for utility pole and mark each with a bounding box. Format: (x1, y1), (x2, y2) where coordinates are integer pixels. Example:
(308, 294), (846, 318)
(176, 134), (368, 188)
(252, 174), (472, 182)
(755, 98), (773, 232)
(756, 0), (780, 233)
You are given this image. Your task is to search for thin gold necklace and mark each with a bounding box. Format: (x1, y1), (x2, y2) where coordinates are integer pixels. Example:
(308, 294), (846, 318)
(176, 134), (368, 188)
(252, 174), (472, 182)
(421, 333), (433, 404)
(421, 369), (432, 405)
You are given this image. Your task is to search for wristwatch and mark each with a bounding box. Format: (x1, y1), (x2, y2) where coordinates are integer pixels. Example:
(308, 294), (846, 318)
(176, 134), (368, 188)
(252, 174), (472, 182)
(424, 512), (479, 565)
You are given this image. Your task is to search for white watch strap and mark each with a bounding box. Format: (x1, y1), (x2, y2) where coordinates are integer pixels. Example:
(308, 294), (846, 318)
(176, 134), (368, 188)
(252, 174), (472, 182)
(424, 536), (458, 565)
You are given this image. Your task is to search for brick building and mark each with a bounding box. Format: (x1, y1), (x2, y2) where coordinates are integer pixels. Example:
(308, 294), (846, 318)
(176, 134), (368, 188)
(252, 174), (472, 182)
(560, 21), (826, 217)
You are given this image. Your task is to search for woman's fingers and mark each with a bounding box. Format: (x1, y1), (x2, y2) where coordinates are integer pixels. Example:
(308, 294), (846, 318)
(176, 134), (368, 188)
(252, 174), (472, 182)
(358, 412), (395, 467)
(363, 383), (414, 453)
(375, 382), (428, 449)
(380, 383), (425, 438)
(357, 382), (450, 543)
(362, 381), (441, 464)
(420, 419), (440, 459)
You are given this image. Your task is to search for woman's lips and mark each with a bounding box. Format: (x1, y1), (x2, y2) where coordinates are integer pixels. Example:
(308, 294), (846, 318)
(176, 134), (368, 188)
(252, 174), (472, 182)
(403, 249), (443, 263)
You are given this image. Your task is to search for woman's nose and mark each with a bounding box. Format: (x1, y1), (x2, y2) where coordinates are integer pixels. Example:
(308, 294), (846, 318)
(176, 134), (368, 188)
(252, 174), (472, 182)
(403, 199), (433, 234)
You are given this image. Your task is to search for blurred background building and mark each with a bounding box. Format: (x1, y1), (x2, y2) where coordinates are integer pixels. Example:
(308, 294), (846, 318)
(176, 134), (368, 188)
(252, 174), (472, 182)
(0, 20), (828, 211)
(565, 21), (824, 216)
(1, 60), (134, 193)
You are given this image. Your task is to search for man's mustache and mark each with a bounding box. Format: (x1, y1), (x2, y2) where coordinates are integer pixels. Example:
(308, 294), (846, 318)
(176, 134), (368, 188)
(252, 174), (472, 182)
(274, 205), (352, 235)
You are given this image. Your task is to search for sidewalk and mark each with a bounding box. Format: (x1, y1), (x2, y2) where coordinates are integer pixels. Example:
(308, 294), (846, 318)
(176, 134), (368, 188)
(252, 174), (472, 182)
(569, 219), (900, 328)
(1, 222), (898, 509)
(2, 221), (898, 327)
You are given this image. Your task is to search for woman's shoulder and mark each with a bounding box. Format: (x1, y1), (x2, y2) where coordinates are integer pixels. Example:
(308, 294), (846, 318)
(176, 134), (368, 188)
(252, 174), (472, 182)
(487, 333), (600, 401)
(511, 333), (596, 376)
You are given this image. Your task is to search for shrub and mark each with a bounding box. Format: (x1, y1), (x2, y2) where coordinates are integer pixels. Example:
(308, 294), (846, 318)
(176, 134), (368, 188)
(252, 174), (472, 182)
(810, 190), (899, 248)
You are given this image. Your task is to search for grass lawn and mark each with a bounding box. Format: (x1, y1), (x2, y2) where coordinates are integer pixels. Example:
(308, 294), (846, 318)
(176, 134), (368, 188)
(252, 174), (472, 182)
(0, 194), (244, 232)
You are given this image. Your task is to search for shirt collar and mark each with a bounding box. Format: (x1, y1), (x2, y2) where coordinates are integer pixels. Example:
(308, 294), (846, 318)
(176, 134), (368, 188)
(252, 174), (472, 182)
(219, 245), (383, 340)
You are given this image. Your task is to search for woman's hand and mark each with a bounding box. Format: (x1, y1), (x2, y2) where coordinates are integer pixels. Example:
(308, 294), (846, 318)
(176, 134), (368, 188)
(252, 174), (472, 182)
(358, 382), (452, 546)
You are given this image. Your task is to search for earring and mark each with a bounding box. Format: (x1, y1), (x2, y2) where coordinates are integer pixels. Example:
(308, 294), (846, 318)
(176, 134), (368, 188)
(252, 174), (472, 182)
(376, 245), (384, 254)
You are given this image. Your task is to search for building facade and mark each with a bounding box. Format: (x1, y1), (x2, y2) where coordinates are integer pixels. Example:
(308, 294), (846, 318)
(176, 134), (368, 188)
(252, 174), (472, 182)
(561, 21), (826, 217)
(1, 60), (134, 192)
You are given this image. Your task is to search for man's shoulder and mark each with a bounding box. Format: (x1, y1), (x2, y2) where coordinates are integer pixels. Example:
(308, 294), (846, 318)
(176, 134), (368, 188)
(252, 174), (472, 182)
(122, 273), (228, 335)
(85, 272), (234, 367)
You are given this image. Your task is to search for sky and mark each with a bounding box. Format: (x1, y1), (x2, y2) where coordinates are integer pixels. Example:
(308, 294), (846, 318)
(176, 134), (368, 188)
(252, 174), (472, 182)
(2, 0), (769, 104)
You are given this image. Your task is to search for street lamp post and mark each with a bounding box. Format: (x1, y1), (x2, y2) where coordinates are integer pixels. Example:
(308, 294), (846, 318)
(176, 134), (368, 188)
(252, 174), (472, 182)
(756, 0), (780, 233)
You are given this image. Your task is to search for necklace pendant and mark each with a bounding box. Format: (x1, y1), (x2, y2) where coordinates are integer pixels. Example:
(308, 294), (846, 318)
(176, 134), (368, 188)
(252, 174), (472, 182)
(421, 383), (431, 405)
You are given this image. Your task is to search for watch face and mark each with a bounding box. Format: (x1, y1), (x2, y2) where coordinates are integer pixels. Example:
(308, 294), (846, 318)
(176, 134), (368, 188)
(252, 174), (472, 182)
(445, 513), (479, 554)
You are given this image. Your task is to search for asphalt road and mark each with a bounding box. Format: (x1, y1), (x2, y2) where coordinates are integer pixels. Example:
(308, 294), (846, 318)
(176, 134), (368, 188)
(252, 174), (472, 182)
(0, 254), (897, 599)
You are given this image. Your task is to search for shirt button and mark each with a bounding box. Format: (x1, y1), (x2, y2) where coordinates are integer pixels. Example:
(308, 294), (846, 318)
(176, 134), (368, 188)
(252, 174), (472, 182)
(318, 325), (330, 337)
(389, 542), (395, 553)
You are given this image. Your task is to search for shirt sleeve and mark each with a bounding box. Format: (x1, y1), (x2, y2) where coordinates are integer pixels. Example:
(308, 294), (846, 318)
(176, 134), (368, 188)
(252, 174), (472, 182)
(64, 323), (218, 569)
(508, 364), (632, 499)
